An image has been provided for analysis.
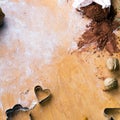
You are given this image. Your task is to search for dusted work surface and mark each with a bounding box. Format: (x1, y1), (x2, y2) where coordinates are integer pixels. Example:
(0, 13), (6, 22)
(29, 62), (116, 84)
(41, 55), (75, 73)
(1, 0), (120, 120)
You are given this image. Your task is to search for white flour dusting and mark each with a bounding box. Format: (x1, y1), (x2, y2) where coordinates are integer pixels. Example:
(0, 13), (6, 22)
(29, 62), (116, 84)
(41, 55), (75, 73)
(0, 0), (87, 111)
(58, 0), (66, 5)
(0, 1), (60, 110)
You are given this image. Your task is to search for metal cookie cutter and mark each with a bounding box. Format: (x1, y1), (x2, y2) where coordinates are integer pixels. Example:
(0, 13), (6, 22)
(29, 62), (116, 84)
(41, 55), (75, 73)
(104, 108), (120, 120)
(6, 85), (52, 120)
(6, 104), (30, 120)
(34, 85), (52, 105)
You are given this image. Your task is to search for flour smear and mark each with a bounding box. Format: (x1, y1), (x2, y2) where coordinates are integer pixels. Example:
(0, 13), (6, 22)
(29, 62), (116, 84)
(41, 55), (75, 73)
(0, 0), (61, 110)
(0, 0), (86, 111)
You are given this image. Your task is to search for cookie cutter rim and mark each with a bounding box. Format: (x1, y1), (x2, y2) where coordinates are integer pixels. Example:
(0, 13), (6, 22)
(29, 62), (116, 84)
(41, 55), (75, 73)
(34, 85), (52, 104)
(104, 108), (120, 120)
(6, 85), (52, 120)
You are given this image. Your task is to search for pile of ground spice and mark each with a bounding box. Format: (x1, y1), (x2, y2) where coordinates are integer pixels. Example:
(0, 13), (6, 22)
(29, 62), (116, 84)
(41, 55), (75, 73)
(77, 2), (120, 55)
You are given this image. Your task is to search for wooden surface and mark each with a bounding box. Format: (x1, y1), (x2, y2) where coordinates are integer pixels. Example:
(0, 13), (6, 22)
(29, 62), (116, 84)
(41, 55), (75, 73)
(1, 0), (120, 120)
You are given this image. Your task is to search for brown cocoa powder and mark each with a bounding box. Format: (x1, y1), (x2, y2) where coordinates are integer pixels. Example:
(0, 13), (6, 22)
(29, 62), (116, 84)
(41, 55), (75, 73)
(80, 3), (109, 22)
(77, 2), (120, 55)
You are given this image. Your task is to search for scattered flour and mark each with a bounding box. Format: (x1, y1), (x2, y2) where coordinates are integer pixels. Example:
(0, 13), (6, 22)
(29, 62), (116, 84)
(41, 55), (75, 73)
(0, 0), (87, 110)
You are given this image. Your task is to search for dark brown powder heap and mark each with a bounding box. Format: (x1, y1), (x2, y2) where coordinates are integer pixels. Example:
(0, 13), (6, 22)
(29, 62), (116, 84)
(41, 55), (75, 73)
(77, 2), (120, 55)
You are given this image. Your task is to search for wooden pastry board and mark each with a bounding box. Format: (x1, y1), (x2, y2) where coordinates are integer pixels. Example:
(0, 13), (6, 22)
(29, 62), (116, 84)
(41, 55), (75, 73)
(1, 0), (120, 120)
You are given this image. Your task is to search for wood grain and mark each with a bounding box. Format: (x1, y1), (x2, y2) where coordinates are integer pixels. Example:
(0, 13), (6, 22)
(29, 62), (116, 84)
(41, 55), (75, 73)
(0, 0), (120, 120)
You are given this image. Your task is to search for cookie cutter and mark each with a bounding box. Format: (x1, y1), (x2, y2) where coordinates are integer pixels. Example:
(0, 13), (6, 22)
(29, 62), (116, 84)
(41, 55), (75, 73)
(6, 85), (52, 120)
(34, 85), (52, 105)
(104, 108), (120, 120)
(6, 104), (30, 120)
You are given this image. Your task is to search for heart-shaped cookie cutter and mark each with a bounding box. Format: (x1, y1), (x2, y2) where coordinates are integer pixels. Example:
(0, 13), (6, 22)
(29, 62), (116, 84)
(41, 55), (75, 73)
(34, 85), (52, 105)
(6, 85), (52, 120)
(104, 108), (120, 120)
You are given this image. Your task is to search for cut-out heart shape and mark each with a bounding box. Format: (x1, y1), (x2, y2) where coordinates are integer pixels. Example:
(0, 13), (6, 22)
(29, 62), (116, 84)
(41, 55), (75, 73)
(34, 85), (51, 105)
(104, 108), (120, 120)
